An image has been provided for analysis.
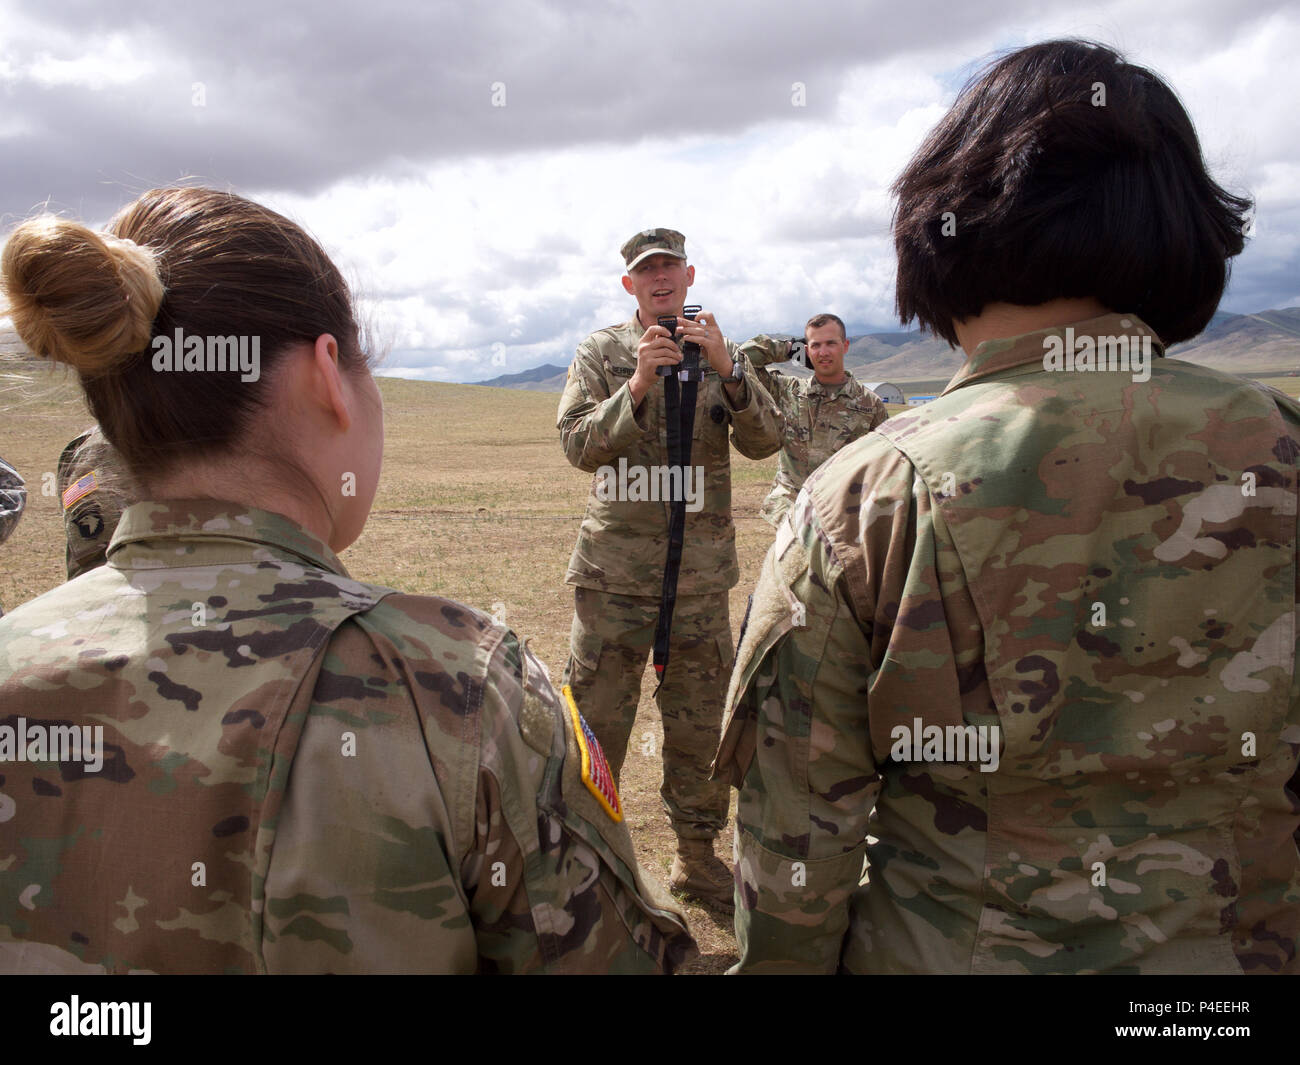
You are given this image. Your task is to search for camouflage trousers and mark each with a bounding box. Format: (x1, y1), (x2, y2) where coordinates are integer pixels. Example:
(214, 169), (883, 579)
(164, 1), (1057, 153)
(561, 587), (732, 841)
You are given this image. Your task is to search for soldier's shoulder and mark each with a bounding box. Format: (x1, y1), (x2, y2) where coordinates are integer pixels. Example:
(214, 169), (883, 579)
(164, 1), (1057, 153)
(344, 591), (504, 672)
(570, 323), (638, 379)
(845, 375), (882, 401)
(803, 431), (917, 540)
(0, 564), (116, 632)
(1142, 358), (1300, 440)
(582, 320), (638, 350)
(1241, 374), (1300, 425)
(814, 429), (912, 489)
(341, 591), (563, 728)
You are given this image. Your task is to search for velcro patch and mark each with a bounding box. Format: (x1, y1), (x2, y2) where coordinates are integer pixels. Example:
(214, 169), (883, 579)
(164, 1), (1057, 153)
(61, 470), (99, 511)
(561, 684), (623, 822)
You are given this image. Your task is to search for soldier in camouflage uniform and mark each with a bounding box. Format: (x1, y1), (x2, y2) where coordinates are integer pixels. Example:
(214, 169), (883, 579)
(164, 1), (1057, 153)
(57, 426), (133, 579)
(0, 186), (695, 973)
(2, 501), (694, 973)
(740, 314), (888, 528)
(716, 41), (1298, 973)
(558, 228), (782, 912)
(0, 454), (25, 619)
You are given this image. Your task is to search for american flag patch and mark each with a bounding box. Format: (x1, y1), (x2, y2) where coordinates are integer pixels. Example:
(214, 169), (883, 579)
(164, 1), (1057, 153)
(561, 684), (622, 822)
(61, 470), (100, 511)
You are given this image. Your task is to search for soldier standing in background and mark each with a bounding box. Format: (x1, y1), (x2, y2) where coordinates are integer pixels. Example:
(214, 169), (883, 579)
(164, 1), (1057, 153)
(557, 228), (782, 912)
(740, 313), (888, 529)
(0, 454), (25, 618)
(717, 39), (1298, 972)
(57, 426), (134, 579)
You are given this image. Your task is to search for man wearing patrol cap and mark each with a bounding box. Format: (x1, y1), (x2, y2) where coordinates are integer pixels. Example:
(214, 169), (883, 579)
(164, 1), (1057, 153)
(557, 227), (782, 913)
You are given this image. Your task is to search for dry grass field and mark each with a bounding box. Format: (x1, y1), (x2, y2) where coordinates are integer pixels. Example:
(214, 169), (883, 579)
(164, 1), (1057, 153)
(1254, 374), (1300, 400)
(2, 365), (833, 972)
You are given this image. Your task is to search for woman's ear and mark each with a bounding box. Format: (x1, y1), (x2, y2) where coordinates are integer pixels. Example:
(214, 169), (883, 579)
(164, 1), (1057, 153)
(310, 333), (351, 432)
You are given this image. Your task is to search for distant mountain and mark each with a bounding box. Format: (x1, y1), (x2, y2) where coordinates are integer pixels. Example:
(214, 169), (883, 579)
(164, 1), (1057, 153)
(471, 362), (570, 391)
(481, 307), (1300, 391)
(1167, 307), (1300, 371)
(9, 306), (1299, 391)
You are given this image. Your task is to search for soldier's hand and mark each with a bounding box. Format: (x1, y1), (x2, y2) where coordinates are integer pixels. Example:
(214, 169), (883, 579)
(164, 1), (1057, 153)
(678, 312), (731, 376)
(629, 324), (682, 405)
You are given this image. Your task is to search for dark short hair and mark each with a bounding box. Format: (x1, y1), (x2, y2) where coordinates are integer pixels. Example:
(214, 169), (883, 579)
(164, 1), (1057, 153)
(892, 39), (1252, 347)
(805, 313), (846, 340)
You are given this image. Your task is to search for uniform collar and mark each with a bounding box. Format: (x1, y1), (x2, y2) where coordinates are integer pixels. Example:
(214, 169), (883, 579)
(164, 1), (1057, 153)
(806, 370), (858, 398)
(942, 313), (1163, 395)
(107, 499), (348, 576)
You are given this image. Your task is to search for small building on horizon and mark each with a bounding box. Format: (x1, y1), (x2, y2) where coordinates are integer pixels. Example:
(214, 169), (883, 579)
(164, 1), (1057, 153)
(907, 394), (937, 406)
(861, 380), (905, 404)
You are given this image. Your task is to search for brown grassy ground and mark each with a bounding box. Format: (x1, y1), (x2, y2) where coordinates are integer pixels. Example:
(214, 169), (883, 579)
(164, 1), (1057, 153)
(1, 366), (819, 972)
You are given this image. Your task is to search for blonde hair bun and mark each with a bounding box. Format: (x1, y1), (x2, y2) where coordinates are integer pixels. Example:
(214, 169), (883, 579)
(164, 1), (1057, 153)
(1, 215), (164, 375)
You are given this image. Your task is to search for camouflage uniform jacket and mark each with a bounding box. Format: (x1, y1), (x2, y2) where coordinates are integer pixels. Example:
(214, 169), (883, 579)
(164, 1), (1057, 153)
(716, 313), (1300, 974)
(739, 335), (889, 528)
(0, 454), (25, 547)
(0, 500), (695, 973)
(558, 316), (782, 596)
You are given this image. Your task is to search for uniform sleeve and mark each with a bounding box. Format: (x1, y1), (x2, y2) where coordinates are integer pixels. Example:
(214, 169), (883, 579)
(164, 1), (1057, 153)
(468, 632), (697, 973)
(761, 492), (794, 531)
(0, 455), (26, 545)
(866, 391), (889, 430)
(738, 334), (792, 371)
(725, 340), (784, 460)
(261, 611), (481, 974)
(737, 334), (794, 407)
(717, 447), (918, 973)
(262, 604), (694, 974)
(557, 339), (652, 472)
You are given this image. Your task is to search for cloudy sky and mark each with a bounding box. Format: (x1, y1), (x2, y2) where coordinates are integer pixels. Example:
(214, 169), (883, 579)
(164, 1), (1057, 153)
(2, 0), (1297, 381)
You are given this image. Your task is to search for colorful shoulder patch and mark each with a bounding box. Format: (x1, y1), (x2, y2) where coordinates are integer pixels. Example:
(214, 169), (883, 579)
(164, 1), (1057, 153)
(561, 684), (623, 823)
(61, 470), (100, 511)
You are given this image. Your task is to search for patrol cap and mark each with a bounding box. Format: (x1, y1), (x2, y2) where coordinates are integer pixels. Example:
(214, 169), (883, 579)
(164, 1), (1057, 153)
(58, 427), (133, 580)
(621, 228), (687, 271)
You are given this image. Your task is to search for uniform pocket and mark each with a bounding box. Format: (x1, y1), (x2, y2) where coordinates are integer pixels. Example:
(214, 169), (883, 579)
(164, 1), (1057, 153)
(569, 628), (603, 678)
(562, 610), (606, 692)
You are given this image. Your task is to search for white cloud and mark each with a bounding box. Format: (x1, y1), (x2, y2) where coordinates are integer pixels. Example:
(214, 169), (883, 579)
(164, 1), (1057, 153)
(25, 35), (154, 90)
(1, 0), (1295, 379)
